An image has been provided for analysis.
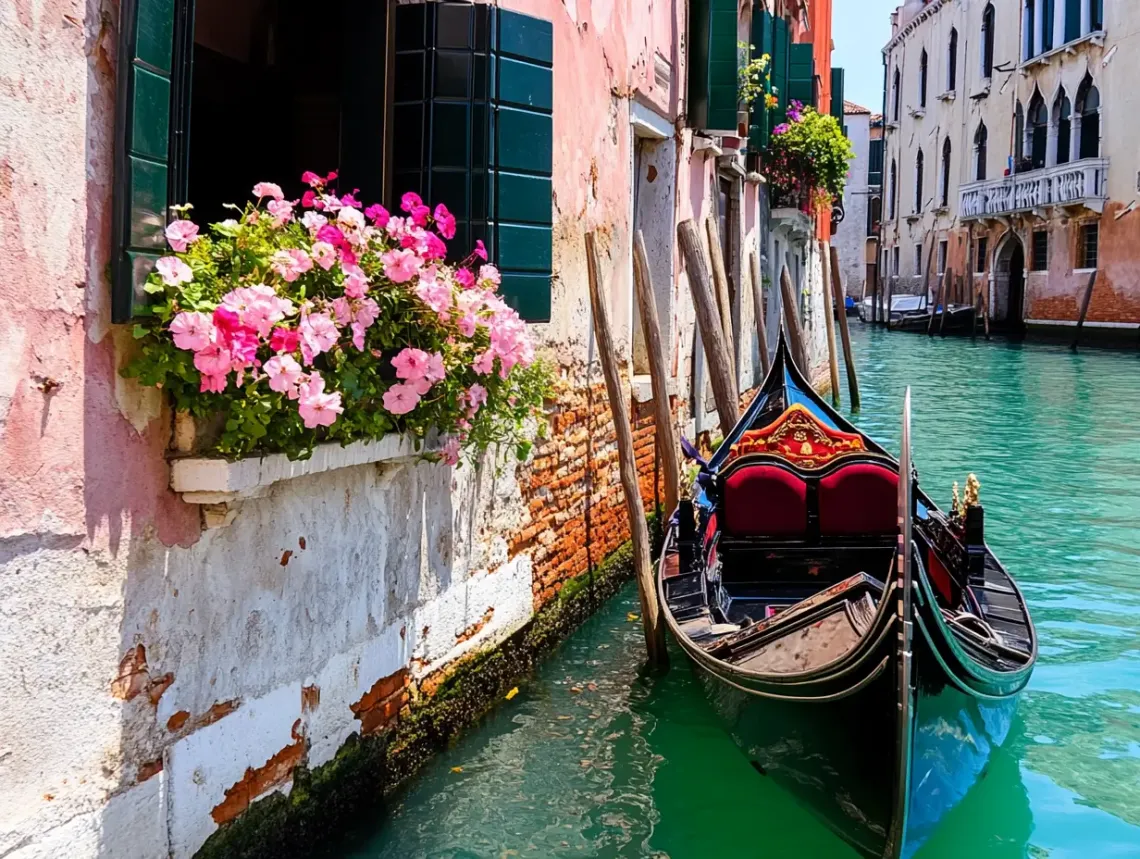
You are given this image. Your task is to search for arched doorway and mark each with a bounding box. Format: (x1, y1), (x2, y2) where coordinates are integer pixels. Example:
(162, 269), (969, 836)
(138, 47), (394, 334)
(993, 232), (1026, 338)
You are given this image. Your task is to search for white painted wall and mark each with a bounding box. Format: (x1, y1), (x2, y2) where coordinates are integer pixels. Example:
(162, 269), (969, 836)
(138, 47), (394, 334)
(834, 111), (873, 298)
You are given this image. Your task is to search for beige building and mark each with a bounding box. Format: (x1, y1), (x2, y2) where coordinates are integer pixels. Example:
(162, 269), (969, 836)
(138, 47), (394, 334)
(882, 0), (1139, 338)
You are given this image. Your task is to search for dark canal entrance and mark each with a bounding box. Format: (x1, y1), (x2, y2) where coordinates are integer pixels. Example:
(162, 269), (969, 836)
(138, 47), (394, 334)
(334, 326), (1140, 858)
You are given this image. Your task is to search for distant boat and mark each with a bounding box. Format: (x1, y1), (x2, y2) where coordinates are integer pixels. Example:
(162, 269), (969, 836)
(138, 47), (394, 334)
(892, 303), (977, 336)
(858, 293), (928, 324)
(660, 333), (1037, 858)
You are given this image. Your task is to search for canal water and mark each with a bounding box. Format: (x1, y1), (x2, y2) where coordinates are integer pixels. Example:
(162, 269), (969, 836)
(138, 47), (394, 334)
(336, 326), (1140, 858)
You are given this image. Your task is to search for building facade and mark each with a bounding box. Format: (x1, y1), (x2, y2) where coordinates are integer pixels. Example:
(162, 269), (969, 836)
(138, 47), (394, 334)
(0, 0), (842, 857)
(834, 102), (885, 298)
(881, 0), (1136, 336)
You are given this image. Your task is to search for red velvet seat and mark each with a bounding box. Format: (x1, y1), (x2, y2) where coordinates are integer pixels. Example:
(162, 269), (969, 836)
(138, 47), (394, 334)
(818, 462), (899, 536)
(723, 464), (808, 537)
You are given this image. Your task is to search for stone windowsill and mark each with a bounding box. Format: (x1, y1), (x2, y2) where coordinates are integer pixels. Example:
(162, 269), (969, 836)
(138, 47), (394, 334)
(1018, 31), (1107, 71)
(937, 90), (957, 102)
(971, 82), (991, 100)
(909, 107), (926, 119)
(171, 434), (430, 506)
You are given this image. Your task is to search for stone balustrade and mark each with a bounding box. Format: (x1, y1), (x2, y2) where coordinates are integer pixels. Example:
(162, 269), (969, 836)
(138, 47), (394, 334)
(959, 158), (1108, 219)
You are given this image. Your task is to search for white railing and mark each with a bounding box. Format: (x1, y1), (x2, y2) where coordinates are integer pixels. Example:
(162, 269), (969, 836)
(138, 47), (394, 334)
(959, 158), (1108, 219)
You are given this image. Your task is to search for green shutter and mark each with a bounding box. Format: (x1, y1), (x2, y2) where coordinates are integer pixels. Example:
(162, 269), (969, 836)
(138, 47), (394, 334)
(493, 8), (553, 322)
(1065, 0), (1081, 41)
(748, 10), (773, 153)
(392, 3), (553, 322)
(830, 67), (845, 121)
(687, 0), (739, 133)
(111, 0), (175, 323)
(787, 43), (815, 112)
(771, 16), (790, 124)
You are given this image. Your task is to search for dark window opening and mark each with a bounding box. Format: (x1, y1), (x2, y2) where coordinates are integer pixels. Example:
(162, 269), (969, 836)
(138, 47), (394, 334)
(1015, 102), (1025, 163)
(915, 149), (924, 212)
(889, 159), (898, 219)
(974, 122), (988, 181)
(937, 239), (947, 275)
(948, 28), (958, 91)
(1029, 92), (1048, 170)
(1055, 90), (1072, 165)
(869, 195), (882, 235)
(919, 49), (928, 108)
(892, 68), (901, 121)
(1043, 0), (1054, 52)
(982, 4), (995, 78)
(1079, 222), (1099, 269)
(186, 0), (389, 226)
(1024, 0), (1036, 60)
(1091, 0), (1103, 31)
(940, 138), (951, 207)
(1077, 76), (1101, 160)
(1031, 230), (1048, 270)
(976, 237), (988, 272)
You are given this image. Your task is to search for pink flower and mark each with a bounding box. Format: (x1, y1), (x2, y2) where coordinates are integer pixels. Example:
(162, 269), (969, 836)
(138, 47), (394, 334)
(422, 232), (447, 261)
(433, 204), (456, 239)
(354, 298), (379, 329)
(228, 327), (260, 366)
(458, 313), (477, 337)
(415, 277), (452, 316)
(339, 247), (358, 267)
(466, 383), (488, 410)
(301, 171), (323, 187)
(383, 383), (421, 415)
(316, 224), (346, 248)
(331, 296), (353, 325)
(343, 270), (369, 298)
(424, 351), (446, 383)
(194, 344), (232, 377)
(392, 347), (430, 381)
(478, 264), (501, 287)
(267, 198), (294, 225)
(211, 306), (242, 346)
(382, 248), (423, 283)
(409, 204), (431, 227)
(400, 191), (424, 213)
(340, 191), (363, 209)
(156, 256), (193, 286)
(252, 182), (284, 201)
(298, 380), (344, 428)
(271, 248), (313, 282)
(411, 377), (433, 396)
(300, 312), (339, 361)
(337, 207), (366, 232)
(474, 239), (488, 261)
(455, 268), (475, 289)
(440, 435), (461, 466)
(311, 241), (337, 271)
(301, 190), (318, 208)
(473, 349), (495, 375)
(270, 326), (301, 354)
(325, 171), (338, 182)
(222, 284), (293, 337)
(301, 211), (328, 234)
(365, 204), (390, 227)
(165, 220), (200, 252)
(169, 311), (213, 352)
(264, 354), (303, 395)
(351, 322), (366, 351)
(199, 373), (227, 393)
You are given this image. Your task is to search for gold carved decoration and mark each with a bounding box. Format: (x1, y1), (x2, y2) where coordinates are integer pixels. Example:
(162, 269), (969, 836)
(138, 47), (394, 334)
(725, 403), (867, 470)
(964, 473), (980, 508)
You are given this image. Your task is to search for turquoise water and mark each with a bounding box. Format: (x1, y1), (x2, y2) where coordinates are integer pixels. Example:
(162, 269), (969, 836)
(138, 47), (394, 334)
(337, 327), (1140, 858)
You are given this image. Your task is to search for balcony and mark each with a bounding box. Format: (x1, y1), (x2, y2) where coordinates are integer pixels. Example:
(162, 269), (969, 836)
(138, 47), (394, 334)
(960, 158), (1108, 220)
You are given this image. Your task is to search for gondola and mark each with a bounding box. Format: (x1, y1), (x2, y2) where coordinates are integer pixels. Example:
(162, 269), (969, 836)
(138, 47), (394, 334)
(891, 303), (977, 335)
(658, 332), (1036, 858)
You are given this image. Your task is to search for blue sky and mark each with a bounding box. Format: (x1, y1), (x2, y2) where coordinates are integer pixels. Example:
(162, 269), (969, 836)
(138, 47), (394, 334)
(832, 0), (899, 113)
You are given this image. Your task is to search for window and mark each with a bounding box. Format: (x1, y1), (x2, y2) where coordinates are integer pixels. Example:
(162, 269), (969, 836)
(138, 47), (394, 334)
(1043, 0), (1055, 52)
(892, 68), (901, 121)
(1054, 89), (1072, 165)
(889, 159), (898, 219)
(974, 122), (988, 181)
(1031, 230), (1049, 270)
(1024, 0), (1036, 60)
(937, 240), (948, 275)
(915, 243), (923, 274)
(919, 49), (928, 109)
(1091, 0), (1104, 32)
(1076, 75), (1101, 160)
(1065, 0), (1082, 42)
(915, 149), (924, 212)
(940, 138), (952, 207)
(1079, 222), (1099, 269)
(893, 246), (901, 276)
(976, 237), (988, 272)
(1028, 92), (1048, 169)
(1015, 102), (1025, 163)
(869, 196), (883, 235)
(110, 0), (556, 322)
(948, 28), (958, 91)
(981, 4), (995, 79)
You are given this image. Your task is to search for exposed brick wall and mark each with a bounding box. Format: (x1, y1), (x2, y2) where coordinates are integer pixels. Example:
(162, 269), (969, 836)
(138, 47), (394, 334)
(512, 382), (674, 609)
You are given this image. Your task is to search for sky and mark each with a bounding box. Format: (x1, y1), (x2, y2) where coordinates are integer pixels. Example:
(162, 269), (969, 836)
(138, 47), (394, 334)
(832, 0), (901, 113)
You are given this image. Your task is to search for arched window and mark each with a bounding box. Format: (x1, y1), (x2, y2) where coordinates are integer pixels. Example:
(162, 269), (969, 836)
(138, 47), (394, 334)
(869, 195), (883, 235)
(893, 68), (902, 121)
(889, 159), (898, 219)
(974, 123), (988, 181)
(919, 49), (929, 108)
(915, 149), (925, 212)
(1028, 91), (1048, 169)
(1014, 101), (1025, 163)
(1076, 75), (1101, 159)
(941, 138), (952, 207)
(948, 28), (959, 91)
(981, 4), (995, 79)
(1053, 88), (1072, 165)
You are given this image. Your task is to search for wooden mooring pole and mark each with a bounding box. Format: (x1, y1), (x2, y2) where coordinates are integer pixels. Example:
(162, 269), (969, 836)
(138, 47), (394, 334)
(632, 230), (682, 519)
(829, 244), (861, 410)
(780, 260), (811, 376)
(749, 250), (770, 376)
(704, 216), (737, 390)
(678, 219), (739, 436)
(585, 232), (668, 667)
(1071, 269), (1098, 352)
(927, 266), (946, 336)
(820, 241), (841, 407)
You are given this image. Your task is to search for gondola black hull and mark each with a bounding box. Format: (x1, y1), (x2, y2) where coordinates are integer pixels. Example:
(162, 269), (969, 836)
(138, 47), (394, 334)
(891, 306), (976, 335)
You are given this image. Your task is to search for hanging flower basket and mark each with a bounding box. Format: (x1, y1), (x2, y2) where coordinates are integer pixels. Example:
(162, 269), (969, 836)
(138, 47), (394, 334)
(123, 172), (553, 464)
(765, 102), (855, 215)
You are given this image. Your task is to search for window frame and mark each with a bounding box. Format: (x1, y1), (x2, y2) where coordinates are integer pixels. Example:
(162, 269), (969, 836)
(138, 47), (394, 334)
(1030, 230), (1049, 271)
(947, 28), (958, 92)
(1077, 222), (1099, 270)
(975, 237), (988, 273)
(937, 239), (948, 276)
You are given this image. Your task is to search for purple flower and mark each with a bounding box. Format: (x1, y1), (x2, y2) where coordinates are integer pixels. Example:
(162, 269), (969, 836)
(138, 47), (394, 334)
(773, 123), (790, 136)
